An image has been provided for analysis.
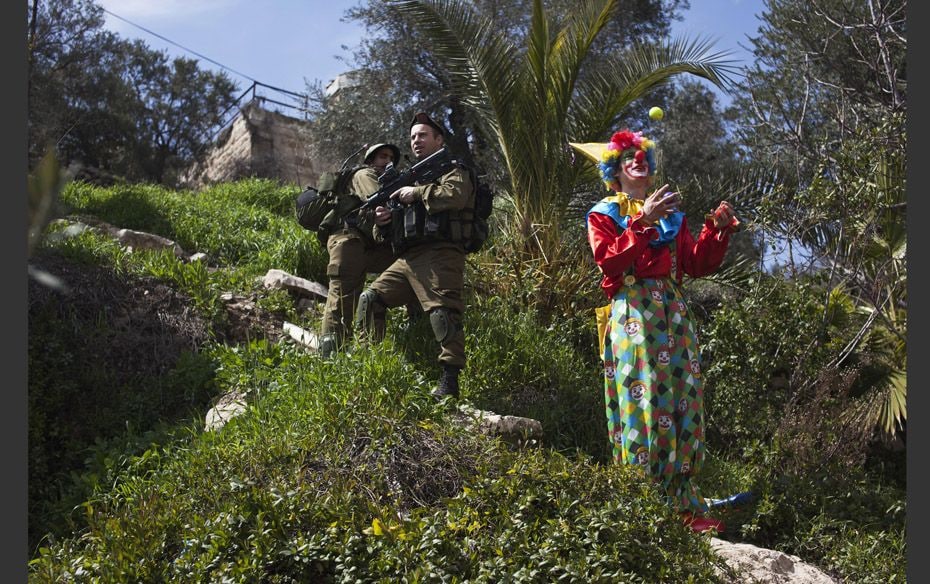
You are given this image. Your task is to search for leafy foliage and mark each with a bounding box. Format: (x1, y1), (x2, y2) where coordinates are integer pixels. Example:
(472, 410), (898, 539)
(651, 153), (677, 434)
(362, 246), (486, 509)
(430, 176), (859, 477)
(725, 0), (907, 439)
(28, 0), (238, 185)
(29, 339), (726, 583)
(702, 277), (833, 446)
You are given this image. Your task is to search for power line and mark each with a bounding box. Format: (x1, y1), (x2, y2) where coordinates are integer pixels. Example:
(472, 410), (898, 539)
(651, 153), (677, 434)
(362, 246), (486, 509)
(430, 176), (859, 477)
(101, 7), (260, 85)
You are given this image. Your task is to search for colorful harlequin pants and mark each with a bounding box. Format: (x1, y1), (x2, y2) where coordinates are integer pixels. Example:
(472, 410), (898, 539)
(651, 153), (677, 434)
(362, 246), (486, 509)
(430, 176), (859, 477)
(602, 278), (709, 514)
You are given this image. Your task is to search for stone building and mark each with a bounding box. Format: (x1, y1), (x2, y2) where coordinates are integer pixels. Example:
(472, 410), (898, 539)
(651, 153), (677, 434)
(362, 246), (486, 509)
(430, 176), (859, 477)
(181, 99), (320, 190)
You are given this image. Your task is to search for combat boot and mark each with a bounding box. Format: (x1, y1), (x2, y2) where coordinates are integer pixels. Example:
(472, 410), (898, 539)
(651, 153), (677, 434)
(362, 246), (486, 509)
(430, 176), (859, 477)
(432, 364), (461, 400)
(319, 333), (338, 360)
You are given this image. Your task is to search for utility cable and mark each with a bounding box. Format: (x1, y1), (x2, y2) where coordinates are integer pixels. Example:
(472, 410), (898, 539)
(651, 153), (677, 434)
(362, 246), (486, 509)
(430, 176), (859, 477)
(101, 7), (260, 85)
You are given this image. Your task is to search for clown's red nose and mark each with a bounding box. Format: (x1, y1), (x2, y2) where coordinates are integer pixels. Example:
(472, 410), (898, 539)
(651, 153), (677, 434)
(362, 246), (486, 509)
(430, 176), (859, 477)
(634, 150), (645, 163)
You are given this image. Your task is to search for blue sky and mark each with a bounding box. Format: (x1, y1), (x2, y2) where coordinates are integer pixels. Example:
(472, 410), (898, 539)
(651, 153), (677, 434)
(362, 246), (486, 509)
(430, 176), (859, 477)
(97, 0), (768, 103)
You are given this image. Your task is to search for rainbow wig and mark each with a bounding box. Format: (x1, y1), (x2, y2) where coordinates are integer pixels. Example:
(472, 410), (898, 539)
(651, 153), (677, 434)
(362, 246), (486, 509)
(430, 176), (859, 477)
(598, 130), (657, 190)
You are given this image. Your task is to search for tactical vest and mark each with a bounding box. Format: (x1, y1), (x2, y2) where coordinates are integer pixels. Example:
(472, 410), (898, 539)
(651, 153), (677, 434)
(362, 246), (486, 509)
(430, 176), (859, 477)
(389, 204), (475, 253)
(388, 165), (475, 254)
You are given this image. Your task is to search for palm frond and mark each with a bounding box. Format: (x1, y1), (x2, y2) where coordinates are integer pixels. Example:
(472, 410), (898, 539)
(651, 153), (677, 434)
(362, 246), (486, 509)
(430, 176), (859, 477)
(701, 253), (759, 294)
(388, 0), (522, 140)
(547, 0), (617, 124)
(570, 36), (738, 140)
(843, 367), (906, 438)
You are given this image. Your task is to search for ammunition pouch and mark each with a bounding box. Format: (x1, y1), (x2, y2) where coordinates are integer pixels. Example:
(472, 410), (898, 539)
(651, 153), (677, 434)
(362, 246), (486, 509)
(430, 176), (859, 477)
(389, 203), (472, 254)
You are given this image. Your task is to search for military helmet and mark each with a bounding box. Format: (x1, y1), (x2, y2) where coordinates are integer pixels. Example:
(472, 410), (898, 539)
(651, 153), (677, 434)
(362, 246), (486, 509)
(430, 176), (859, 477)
(364, 143), (400, 165)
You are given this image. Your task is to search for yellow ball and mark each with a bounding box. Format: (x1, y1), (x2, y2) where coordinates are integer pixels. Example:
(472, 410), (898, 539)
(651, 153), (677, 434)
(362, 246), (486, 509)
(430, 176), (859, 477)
(649, 106), (664, 121)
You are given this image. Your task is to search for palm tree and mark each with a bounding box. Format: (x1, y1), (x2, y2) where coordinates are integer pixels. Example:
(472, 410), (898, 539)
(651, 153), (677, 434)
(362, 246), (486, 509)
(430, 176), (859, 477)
(763, 113), (906, 440)
(388, 0), (736, 298)
(828, 127), (906, 440)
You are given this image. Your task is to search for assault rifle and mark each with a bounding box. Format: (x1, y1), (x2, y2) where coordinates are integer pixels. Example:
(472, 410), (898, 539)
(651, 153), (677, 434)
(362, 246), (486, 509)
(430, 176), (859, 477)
(358, 147), (455, 211)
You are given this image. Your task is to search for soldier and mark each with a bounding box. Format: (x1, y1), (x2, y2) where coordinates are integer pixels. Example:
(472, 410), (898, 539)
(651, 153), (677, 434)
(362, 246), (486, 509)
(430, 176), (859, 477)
(319, 143), (401, 359)
(355, 112), (475, 399)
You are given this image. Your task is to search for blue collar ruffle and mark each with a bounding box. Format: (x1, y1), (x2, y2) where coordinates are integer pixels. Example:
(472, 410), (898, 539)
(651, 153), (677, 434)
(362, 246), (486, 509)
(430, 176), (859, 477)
(586, 193), (682, 247)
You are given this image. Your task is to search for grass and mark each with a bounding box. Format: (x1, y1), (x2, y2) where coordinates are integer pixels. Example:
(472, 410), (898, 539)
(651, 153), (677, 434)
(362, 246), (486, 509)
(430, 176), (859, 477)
(28, 179), (906, 582)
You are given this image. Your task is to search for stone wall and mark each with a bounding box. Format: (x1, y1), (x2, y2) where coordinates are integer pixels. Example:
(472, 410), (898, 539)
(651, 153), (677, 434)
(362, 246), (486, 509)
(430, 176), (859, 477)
(181, 100), (319, 190)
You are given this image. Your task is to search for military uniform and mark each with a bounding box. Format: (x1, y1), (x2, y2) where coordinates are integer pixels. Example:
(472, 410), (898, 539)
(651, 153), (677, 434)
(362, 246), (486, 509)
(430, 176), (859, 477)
(359, 164), (475, 369)
(319, 167), (395, 353)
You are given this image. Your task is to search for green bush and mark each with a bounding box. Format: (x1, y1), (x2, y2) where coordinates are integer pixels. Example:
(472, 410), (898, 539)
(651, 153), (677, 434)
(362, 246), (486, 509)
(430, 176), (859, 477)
(29, 340), (726, 583)
(28, 300), (217, 550)
(461, 294), (606, 458)
(701, 277), (836, 446)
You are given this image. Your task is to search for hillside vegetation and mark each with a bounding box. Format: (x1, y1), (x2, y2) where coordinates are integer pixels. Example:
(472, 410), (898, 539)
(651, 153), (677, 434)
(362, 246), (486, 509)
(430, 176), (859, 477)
(28, 179), (905, 582)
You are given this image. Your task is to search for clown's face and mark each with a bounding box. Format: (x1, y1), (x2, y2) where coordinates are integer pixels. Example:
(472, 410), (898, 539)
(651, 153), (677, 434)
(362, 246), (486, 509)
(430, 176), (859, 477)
(681, 460), (691, 474)
(668, 336), (676, 349)
(658, 414), (673, 431)
(624, 319), (643, 336)
(636, 448), (650, 465)
(630, 381), (647, 401)
(615, 153), (652, 191)
(690, 359), (701, 376)
(658, 350), (670, 365)
(651, 290), (663, 302)
(604, 362), (616, 380)
(678, 397), (688, 414)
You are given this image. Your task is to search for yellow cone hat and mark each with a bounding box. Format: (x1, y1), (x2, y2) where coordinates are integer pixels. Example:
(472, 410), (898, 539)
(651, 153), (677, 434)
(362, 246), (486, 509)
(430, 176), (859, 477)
(569, 142), (608, 165)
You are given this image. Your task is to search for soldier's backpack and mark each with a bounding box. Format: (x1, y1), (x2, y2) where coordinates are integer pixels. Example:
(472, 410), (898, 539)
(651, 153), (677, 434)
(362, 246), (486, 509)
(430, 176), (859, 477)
(295, 167), (362, 239)
(463, 173), (495, 254)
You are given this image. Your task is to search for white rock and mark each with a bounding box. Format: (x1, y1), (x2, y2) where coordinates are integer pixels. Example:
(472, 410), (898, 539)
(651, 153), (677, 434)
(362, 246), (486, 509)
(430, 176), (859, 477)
(116, 228), (186, 257)
(283, 321), (320, 350)
(710, 538), (839, 584)
(261, 269), (328, 299)
(457, 404), (543, 444)
(204, 389), (248, 431)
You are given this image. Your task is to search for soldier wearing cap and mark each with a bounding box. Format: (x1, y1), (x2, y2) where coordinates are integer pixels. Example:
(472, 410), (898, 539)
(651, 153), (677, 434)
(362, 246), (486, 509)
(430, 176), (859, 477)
(355, 112), (475, 399)
(319, 142), (402, 358)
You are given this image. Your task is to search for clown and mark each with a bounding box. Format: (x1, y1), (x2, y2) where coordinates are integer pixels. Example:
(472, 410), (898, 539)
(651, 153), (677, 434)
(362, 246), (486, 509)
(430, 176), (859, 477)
(604, 361), (616, 380)
(623, 318), (643, 337)
(658, 349), (671, 366)
(573, 115), (740, 534)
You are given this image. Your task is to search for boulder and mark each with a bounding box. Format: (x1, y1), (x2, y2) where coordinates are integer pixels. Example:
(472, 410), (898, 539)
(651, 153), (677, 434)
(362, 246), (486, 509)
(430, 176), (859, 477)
(710, 538), (839, 584)
(204, 389), (248, 431)
(262, 269), (328, 299)
(116, 228), (186, 257)
(456, 404), (543, 445)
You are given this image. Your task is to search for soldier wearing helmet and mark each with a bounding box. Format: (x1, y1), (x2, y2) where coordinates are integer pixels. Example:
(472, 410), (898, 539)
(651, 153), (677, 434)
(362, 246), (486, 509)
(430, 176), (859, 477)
(319, 142), (405, 358)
